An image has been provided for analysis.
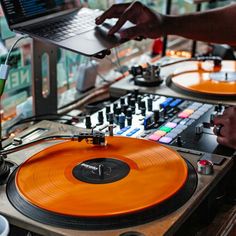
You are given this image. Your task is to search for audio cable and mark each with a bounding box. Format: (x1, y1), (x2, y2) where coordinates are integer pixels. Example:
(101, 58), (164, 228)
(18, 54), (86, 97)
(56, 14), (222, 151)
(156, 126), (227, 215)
(0, 35), (28, 96)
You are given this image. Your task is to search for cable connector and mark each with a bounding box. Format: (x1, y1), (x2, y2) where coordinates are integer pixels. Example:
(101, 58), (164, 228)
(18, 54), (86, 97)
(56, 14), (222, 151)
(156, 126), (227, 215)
(0, 64), (10, 96)
(0, 64), (10, 80)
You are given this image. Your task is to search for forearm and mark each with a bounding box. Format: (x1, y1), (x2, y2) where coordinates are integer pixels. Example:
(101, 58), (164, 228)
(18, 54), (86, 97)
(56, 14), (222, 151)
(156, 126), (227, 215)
(162, 4), (236, 45)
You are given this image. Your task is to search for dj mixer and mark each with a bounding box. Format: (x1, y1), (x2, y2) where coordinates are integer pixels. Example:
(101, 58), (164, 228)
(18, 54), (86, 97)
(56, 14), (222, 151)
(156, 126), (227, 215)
(76, 92), (235, 157)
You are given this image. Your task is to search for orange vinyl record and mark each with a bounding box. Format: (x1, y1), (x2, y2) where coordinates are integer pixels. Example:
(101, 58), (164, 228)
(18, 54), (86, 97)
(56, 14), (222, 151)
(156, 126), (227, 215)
(14, 136), (188, 217)
(168, 60), (236, 97)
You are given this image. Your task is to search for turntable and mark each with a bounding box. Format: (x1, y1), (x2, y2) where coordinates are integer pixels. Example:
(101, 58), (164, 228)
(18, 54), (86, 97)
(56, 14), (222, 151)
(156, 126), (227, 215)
(110, 57), (236, 105)
(0, 121), (233, 236)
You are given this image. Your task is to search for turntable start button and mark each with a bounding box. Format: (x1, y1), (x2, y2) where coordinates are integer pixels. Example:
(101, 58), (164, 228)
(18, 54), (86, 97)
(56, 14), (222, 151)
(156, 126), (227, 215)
(197, 160), (214, 175)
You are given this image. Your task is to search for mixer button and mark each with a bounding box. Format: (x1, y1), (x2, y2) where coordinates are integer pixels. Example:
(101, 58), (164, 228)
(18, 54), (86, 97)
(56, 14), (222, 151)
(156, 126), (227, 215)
(159, 126), (172, 133)
(159, 137), (173, 144)
(178, 112), (189, 119)
(165, 122), (177, 129)
(148, 134), (161, 141)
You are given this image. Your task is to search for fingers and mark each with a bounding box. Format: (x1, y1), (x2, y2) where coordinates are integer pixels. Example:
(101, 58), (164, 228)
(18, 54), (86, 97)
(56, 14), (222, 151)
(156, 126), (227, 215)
(213, 124), (227, 137)
(120, 24), (145, 39)
(216, 136), (229, 147)
(96, 3), (130, 25)
(213, 107), (236, 149)
(213, 115), (225, 125)
(108, 5), (136, 35)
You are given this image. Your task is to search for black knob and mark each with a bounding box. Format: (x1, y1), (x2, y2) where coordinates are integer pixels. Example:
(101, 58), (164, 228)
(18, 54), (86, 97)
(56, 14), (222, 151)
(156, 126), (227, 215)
(105, 105), (111, 121)
(127, 108), (132, 117)
(115, 106), (121, 115)
(137, 95), (142, 108)
(127, 94), (132, 105)
(134, 89), (139, 101)
(148, 98), (153, 111)
(113, 103), (118, 113)
(98, 111), (104, 125)
(140, 101), (146, 116)
(153, 110), (160, 123)
(120, 97), (125, 105)
(130, 65), (143, 77)
(119, 113), (126, 129)
(126, 108), (132, 126)
(85, 115), (92, 129)
(177, 136), (182, 147)
(214, 104), (222, 113)
(106, 105), (111, 114)
(130, 98), (136, 114)
(108, 112), (114, 124)
(114, 106), (121, 124)
(122, 104), (129, 115)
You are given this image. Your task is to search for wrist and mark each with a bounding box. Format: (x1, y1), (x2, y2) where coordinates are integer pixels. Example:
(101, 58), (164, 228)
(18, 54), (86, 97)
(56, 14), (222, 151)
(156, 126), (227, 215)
(161, 14), (175, 36)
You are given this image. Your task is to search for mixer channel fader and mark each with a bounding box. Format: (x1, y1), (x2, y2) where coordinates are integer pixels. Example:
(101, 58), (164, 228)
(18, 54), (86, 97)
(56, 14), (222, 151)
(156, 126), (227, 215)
(75, 92), (235, 156)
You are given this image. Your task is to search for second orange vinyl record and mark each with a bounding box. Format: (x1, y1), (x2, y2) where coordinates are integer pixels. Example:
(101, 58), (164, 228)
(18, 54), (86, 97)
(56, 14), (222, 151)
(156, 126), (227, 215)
(168, 60), (236, 97)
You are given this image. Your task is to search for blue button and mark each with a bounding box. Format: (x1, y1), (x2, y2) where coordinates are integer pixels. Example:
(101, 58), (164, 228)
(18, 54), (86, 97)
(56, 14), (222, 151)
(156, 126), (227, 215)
(169, 99), (182, 108)
(126, 128), (141, 137)
(116, 126), (130, 135)
(160, 98), (174, 108)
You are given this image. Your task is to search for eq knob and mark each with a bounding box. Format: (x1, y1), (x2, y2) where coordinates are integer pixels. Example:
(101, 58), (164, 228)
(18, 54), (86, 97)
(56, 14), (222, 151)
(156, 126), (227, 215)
(119, 113), (126, 129)
(120, 97), (125, 106)
(121, 104), (129, 115)
(137, 95), (142, 108)
(113, 103), (118, 113)
(147, 98), (153, 111)
(177, 136), (183, 147)
(114, 106), (121, 124)
(105, 105), (111, 120)
(126, 108), (133, 126)
(85, 115), (92, 129)
(105, 105), (111, 113)
(153, 110), (160, 123)
(98, 111), (104, 125)
(130, 98), (136, 114)
(140, 101), (146, 116)
(127, 94), (133, 106)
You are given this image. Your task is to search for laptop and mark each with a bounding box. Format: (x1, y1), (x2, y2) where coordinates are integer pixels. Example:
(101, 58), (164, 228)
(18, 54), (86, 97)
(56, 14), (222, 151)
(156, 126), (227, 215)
(0, 0), (127, 56)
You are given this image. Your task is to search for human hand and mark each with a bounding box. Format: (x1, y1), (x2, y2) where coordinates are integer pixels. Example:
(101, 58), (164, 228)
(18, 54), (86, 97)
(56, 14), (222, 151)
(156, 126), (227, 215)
(96, 1), (164, 40)
(213, 106), (236, 149)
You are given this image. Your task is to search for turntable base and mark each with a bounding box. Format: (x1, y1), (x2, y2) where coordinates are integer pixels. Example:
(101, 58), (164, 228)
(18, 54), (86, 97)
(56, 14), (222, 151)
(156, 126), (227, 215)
(0, 121), (234, 236)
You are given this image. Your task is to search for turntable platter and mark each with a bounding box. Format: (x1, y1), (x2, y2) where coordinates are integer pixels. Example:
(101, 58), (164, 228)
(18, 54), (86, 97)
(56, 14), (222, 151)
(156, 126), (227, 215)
(167, 60), (236, 97)
(7, 136), (197, 229)
(15, 137), (187, 216)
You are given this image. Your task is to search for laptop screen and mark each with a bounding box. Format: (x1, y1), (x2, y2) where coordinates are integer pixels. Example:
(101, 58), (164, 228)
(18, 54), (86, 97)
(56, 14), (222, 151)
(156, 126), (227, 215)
(1, 0), (80, 26)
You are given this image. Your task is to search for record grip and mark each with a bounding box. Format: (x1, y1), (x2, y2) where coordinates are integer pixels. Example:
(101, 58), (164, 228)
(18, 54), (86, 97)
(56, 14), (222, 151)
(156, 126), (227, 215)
(0, 120), (234, 236)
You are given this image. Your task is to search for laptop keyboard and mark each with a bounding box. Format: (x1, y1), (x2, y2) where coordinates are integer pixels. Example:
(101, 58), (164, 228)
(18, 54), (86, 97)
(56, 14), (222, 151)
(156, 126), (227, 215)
(30, 11), (100, 42)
